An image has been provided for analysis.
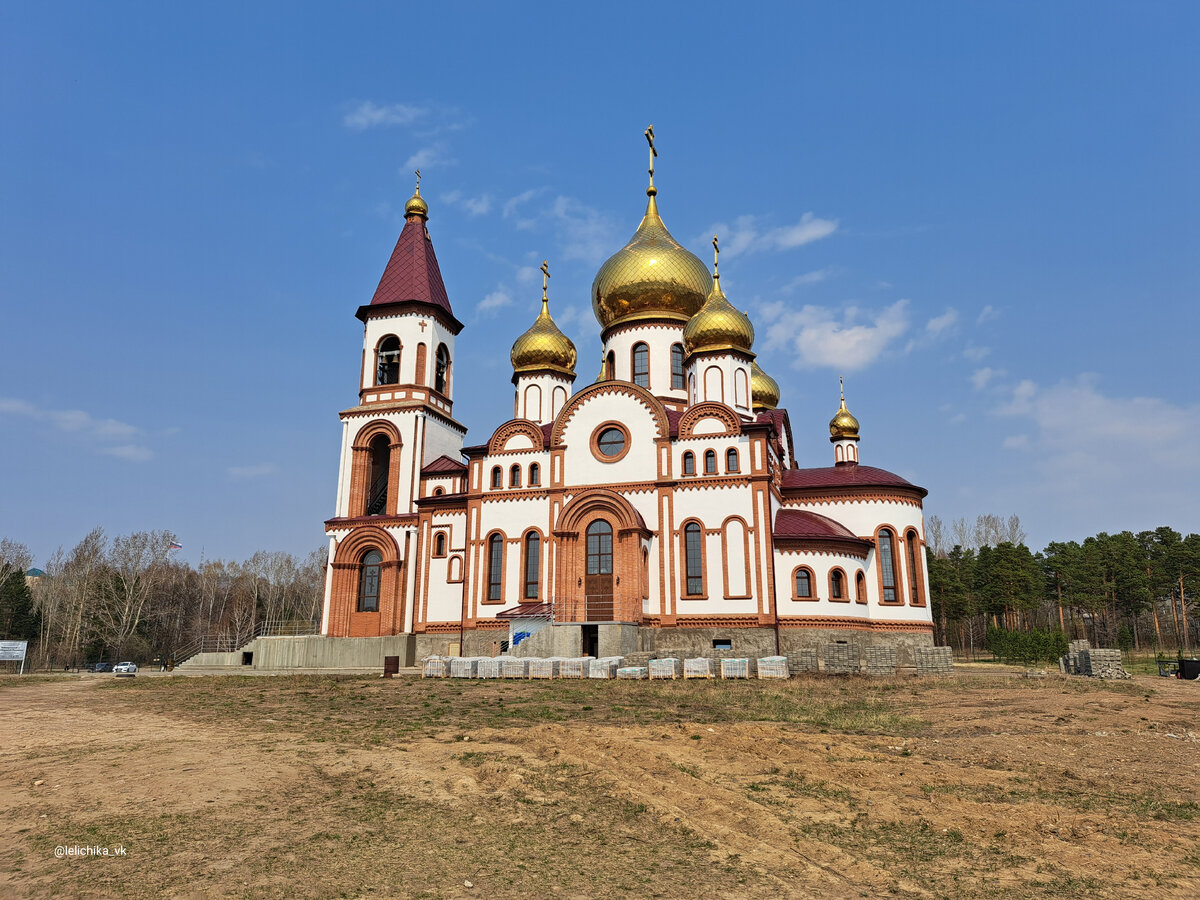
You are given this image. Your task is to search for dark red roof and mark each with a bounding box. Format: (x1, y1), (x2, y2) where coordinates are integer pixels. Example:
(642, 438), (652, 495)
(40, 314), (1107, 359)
(495, 602), (553, 619)
(664, 407), (684, 438)
(782, 464), (926, 497)
(367, 214), (453, 316)
(774, 509), (858, 539)
(541, 422), (554, 444)
(422, 454), (467, 474)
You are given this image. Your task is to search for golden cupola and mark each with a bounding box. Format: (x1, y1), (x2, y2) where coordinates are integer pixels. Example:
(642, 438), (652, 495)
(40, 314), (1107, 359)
(683, 236), (755, 355)
(510, 263), (577, 377)
(404, 180), (429, 218)
(829, 378), (860, 440)
(750, 360), (781, 411)
(591, 126), (712, 331)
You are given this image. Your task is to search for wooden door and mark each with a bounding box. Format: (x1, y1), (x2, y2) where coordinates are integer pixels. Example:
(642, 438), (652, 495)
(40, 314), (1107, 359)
(585, 519), (614, 621)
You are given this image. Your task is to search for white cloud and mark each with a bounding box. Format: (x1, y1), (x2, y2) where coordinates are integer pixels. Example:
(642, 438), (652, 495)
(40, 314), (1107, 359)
(503, 189), (542, 218)
(963, 343), (991, 362)
(702, 212), (838, 259)
(547, 196), (619, 264)
(756, 298), (910, 371)
(403, 143), (455, 171)
(970, 367), (1005, 390)
(228, 463), (278, 479)
(781, 268), (836, 292)
(0, 396), (153, 459)
(102, 444), (154, 462)
(478, 288), (513, 315)
(977, 305), (1000, 324)
(925, 308), (959, 337)
(343, 101), (425, 130)
(1002, 435), (1030, 450)
(441, 190), (492, 216)
(515, 266), (539, 285)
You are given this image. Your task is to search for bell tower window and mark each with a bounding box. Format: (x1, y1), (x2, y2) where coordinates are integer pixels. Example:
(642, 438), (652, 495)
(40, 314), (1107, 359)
(376, 336), (400, 385)
(435, 343), (450, 394)
(367, 435), (390, 515)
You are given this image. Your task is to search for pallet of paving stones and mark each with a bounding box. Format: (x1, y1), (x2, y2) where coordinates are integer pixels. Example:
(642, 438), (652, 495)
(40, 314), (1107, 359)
(421, 656), (449, 678)
(864, 647), (896, 676)
(823, 643), (860, 675)
(558, 657), (593, 678)
(1078, 648), (1131, 679)
(648, 658), (680, 679)
(913, 646), (953, 676)
(587, 657), (622, 679)
(683, 657), (713, 678)
(527, 657), (564, 679)
(616, 666), (649, 679)
(501, 657), (529, 678)
(719, 658), (751, 679)
(449, 657), (485, 678)
(476, 658), (503, 679)
(787, 649), (820, 675)
(756, 656), (789, 679)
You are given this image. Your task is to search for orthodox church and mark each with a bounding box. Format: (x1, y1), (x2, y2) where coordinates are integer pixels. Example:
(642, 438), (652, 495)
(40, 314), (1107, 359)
(320, 132), (934, 663)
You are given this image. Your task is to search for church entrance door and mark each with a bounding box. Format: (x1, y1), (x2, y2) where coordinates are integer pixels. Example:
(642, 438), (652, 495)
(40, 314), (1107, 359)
(585, 519), (614, 621)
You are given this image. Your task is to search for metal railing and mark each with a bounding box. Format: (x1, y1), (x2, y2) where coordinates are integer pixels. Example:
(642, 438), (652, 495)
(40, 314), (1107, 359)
(550, 594), (645, 624)
(174, 620), (319, 664)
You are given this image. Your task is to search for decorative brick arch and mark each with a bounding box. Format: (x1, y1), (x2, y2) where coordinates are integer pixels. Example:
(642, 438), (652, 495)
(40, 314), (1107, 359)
(326, 525), (403, 637)
(487, 418), (545, 454)
(553, 489), (649, 623)
(678, 402), (742, 439)
(349, 420), (403, 517)
(550, 381), (668, 447)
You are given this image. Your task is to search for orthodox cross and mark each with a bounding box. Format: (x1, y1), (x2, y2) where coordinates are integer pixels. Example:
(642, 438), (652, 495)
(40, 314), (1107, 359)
(414, 169), (422, 193)
(644, 124), (657, 189)
(541, 259), (550, 301)
(839, 375), (845, 405)
(712, 234), (720, 279)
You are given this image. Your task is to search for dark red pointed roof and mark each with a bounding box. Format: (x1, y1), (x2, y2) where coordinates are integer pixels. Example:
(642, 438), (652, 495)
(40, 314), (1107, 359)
(782, 463), (927, 497)
(357, 213), (461, 331)
(422, 454), (467, 474)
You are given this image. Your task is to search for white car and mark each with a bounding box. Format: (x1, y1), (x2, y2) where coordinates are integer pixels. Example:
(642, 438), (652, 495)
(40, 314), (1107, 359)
(113, 662), (138, 676)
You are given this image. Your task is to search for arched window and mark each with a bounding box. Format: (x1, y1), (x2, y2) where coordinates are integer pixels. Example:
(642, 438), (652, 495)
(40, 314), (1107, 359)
(490, 466), (502, 489)
(376, 336), (400, 385)
(704, 450), (717, 474)
(726, 448), (739, 473)
(529, 462), (540, 486)
(586, 520), (613, 575)
(357, 550), (381, 612)
(905, 529), (925, 605)
(606, 350), (615, 380)
(683, 522), (704, 596)
(435, 344), (450, 394)
(367, 435), (390, 515)
(830, 568), (846, 600)
(523, 532), (540, 599)
(510, 464), (521, 488)
(682, 451), (695, 475)
(433, 532), (446, 557)
(631, 342), (649, 388)
(856, 571), (867, 604)
(671, 343), (685, 390)
(414, 343), (427, 386)
(793, 567), (813, 599)
(487, 534), (504, 602)
(878, 528), (899, 603)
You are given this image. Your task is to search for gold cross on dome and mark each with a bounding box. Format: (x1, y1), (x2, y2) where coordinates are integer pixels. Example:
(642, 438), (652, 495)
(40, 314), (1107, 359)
(644, 124), (657, 187)
(540, 260), (550, 300)
(712, 234), (720, 278)
(414, 169), (421, 193)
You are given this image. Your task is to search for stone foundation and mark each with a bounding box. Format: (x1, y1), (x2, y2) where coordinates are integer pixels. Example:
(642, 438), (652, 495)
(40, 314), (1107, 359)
(639, 626), (933, 667)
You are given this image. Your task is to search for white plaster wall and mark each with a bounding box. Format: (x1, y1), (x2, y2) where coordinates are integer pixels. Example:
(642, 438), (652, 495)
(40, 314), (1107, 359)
(514, 372), (575, 424)
(482, 451), (551, 492)
(685, 353), (751, 415)
(670, 482), (760, 615)
(560, 393), (661, 485)
(422, 417), (465, 467)
(675, 433), (750, 477)
(602, 323), (687, 400)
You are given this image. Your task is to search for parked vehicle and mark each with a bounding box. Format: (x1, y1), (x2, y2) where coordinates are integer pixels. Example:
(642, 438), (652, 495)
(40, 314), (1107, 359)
(89, 662), (113, 673)
(113, 662), (138, 676)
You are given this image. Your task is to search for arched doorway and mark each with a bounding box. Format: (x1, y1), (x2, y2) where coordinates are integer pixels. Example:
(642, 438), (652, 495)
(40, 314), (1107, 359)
(553, 489), (649, 624)
(585, 519), (614, 621)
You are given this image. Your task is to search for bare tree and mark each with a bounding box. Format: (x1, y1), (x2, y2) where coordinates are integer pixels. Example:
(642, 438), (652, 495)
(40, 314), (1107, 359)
(0, 538), (33, 573)
(926, 515), (946, 557)
(96, 530), (177, 658)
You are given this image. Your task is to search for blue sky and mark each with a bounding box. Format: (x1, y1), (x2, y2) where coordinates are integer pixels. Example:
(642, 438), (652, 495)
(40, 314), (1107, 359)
(2, 2), (1197, 567)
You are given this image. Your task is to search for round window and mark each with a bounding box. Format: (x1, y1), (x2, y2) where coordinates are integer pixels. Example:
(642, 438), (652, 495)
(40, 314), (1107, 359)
(596, 427), (626, 457)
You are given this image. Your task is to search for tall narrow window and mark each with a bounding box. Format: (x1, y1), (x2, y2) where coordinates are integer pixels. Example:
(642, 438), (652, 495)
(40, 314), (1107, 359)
(830, 569), (845, 600)
(606, 350), (615, 380)
(586, 520), (613, 575)
(704, 450), (717, 474)
(377, 336), (400, 385)
(487, 534), (503, 601)
(794, 567), (812, 598)
(529, 463), (540, 486)
(879, 528), (899, 603)
(856, 571), (867, 604)
(357, 550), (381, 612)
(435, 344), (450, 394)
(510, 464), (521, 488)
(434, 532), (446, 557)
(632, 342), (649, 387)
(367, 435), (390, 515)
(726, 448), (739, 472)
(491, 466), (502, 489)
(905, 529), (924, 604)
(523, 533), (540, 599)
(684, 522), (704, 595)
(682, 451), (695, 475)
(671, 343), (685, 390)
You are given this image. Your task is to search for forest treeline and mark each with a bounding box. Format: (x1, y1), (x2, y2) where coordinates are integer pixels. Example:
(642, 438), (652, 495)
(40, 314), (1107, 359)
(0, 530), (324, 668)
(925, 516), (1198, 655)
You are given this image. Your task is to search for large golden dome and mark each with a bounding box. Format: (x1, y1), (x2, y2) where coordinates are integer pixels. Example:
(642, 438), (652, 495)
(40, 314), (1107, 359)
(682, 273), (755, 356)
(591, 190), (712, 331)
(511, 294), (576, 377)
(751, 360), (780, 411)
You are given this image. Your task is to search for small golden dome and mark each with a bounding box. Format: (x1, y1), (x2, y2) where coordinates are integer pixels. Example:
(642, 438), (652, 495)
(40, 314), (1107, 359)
(404, 188), (429, 218)
(591, 192), (712, 331)
(829, 381), (860, 440)
(682, 274), (755, 355)
(511, 296), (577, 377)
(751, 360), (780, 411)
(594, 356), (607, 383)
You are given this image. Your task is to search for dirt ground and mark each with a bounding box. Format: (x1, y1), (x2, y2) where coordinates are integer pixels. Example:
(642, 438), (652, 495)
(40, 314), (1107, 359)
(0, 671), (1196, 899)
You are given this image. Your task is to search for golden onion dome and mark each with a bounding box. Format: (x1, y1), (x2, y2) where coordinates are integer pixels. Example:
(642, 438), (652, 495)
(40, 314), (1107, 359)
(750, 360), (781, 411)
(682, 273), (755, 355)
(511, 295), (577, 377)
(829, 381), (860, 440)
(404, 186), (429, 218)
(591, 190), (712, 331)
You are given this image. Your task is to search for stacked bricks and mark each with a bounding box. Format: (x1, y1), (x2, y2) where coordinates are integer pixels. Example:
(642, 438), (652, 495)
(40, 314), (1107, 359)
(824, 643), (860, 675)
(449, 657), (481, 678)
(588, 657), (622, 679)
(476, 658), (503, 679)
(616, 666), (649, 679)
(421, 656), (448, 678)
(501, 657), (528, 678)
(1063, 640), (1091, 675)
(648, 658), (680, 679)
(527, 658), (560, 679)
(684, 657), (713, 678)
(756, 656), (789, 679)
(788, 649), (820, 675)
(559, 658), (592, 678)
(719, 658), (751, 679)
(914, 647), (954, 676)
(1079, 648), (1131, 679)
(864, 647), (897, 676)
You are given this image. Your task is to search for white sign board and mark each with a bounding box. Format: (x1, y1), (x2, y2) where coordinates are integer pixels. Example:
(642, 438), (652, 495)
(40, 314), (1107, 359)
(0, 641), (27, 662)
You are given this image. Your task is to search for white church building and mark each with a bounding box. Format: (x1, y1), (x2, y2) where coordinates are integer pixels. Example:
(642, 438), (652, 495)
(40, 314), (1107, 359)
(320, 137), (934, 663)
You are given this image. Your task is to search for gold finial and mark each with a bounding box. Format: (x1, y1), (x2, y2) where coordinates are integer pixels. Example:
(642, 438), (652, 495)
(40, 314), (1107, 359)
(712, 234), (720, 281)
(414, 169), (421, 195)
(839, 375), (846, 408)
(644, 124), (657, 195)
(540, 259), (550, 302)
